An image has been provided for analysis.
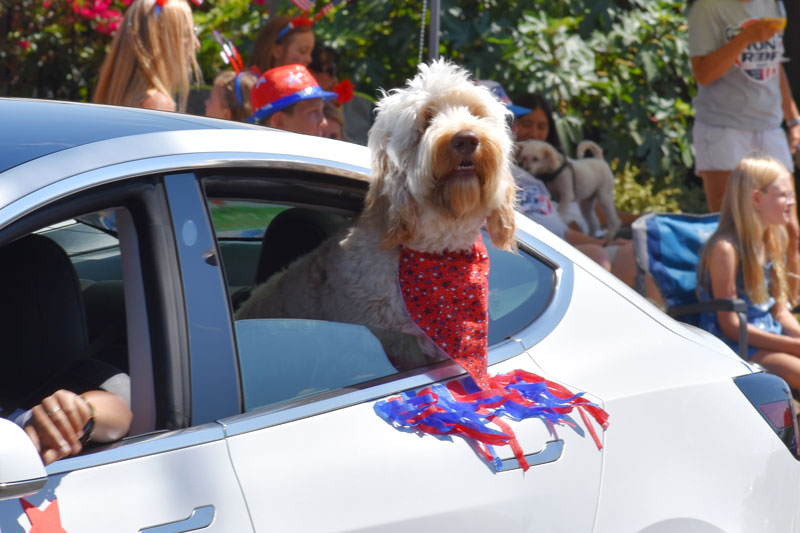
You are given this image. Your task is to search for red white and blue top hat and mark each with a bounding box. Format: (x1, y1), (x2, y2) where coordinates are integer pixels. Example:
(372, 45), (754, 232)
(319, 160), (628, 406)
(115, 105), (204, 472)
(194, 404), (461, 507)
(248, 64), (337, 123)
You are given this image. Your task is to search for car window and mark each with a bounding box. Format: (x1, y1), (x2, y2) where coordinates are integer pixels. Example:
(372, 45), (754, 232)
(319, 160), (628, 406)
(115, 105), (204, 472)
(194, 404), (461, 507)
(204, 180), (556, 413)
(235, 319), (434, 411)
(485, 235), (554, 344)
(0, 205), (151, 464)
(211, 200), (286, 239)
(39, 218), (122, 282)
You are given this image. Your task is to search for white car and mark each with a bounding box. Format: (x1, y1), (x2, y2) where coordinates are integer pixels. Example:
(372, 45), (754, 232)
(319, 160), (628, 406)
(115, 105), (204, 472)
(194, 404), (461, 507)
(0, 98), (798, 532)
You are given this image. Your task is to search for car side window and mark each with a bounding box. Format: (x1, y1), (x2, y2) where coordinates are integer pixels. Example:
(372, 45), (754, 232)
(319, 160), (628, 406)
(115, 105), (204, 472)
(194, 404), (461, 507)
(484, 235), (555, 344)
(204, 188), (555, 413)
(0, 206), (148, 464)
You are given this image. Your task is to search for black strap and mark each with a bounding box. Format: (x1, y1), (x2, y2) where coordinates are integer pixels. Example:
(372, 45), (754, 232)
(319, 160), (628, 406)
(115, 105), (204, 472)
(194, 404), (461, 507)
(538, 154), (575, 188)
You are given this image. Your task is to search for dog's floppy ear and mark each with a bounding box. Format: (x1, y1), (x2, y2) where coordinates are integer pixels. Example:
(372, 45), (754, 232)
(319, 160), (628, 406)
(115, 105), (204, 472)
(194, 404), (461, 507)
(381, 195), (418, 249)
(486, 169), (517, 252)
(365, 150), (419, 250)
(544, 145), (559, 170)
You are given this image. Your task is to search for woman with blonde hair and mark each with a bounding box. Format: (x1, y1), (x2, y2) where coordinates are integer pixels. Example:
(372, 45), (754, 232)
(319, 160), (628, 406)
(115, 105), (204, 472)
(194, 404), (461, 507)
(94, 0), (200, 112)
(698, 154), (800, 387)
(249, 15), (314, 74)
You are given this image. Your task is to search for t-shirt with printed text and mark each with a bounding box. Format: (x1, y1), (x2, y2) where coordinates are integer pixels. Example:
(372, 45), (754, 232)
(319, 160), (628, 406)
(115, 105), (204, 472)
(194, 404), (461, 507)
(688, 0), (785, 130)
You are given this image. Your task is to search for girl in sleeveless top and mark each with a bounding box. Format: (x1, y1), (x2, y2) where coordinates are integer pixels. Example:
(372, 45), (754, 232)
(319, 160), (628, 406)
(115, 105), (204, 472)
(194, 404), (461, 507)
(698, 155), (800, 387)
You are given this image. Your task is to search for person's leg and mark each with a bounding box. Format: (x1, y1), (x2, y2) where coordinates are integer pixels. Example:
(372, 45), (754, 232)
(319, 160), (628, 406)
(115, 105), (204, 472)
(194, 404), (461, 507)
(595, 205), (639, 227)
(698, 170), (731, 213)
(751, 350), (800, 390)
(610, 242), (663, 306)
(693, 122), (753, 213)
(575, 243), (611, 271)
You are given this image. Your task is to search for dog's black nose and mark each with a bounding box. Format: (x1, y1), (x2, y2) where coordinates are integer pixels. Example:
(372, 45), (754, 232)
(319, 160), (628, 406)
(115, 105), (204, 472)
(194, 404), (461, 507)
(451, 131), (479, 156)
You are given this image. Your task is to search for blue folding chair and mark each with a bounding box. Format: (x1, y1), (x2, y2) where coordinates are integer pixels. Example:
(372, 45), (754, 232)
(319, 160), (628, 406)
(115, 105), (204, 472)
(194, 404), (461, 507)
(632, 212), (749, 360)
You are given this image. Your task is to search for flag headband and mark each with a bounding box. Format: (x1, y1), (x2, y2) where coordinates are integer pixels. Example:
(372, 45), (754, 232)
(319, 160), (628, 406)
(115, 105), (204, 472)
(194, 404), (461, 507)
(235, 72), (245, 107)
(276, 15), (313, 42)
(212, 30), (244, 74)
(155, 0), (202, 18)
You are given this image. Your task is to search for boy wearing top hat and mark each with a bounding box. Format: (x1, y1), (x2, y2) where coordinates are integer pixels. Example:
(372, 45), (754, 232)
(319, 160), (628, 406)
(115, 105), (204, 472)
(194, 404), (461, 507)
(249, 64), (337, 136)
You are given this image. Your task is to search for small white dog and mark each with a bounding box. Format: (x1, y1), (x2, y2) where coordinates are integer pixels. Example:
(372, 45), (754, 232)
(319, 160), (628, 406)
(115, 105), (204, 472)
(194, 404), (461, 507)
(516, 139), (620, 240)
(236, 60), (517, 366)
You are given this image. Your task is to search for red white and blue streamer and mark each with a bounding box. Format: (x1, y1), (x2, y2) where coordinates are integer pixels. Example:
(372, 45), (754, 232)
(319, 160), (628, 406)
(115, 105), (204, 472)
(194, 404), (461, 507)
(375, 369), (608, 471)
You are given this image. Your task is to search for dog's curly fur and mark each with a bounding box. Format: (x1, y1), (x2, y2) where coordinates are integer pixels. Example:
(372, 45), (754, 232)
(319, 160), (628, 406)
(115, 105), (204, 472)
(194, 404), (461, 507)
(236, 60), (517, 362)
(517, 139), (620, 240)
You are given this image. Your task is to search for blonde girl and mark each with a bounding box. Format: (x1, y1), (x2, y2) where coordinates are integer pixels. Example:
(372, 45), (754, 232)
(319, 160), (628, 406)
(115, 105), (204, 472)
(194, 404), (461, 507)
(205, 70), (257, 122)
(249, 15), (314, 74)
(94, 0), (200, 112)
(698, 155), (800, 387)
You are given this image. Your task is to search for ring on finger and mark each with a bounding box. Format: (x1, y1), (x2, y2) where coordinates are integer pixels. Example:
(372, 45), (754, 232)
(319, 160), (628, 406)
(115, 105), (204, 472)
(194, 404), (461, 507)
(46, 406), (62, 416)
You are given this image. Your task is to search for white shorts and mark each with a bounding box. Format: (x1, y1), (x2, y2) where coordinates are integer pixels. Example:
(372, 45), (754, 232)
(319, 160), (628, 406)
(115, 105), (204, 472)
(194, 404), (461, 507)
(693, 121), (794, 173)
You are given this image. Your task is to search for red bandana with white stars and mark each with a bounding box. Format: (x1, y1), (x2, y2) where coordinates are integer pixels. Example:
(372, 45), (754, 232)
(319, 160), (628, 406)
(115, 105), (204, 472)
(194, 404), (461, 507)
(399, 236), (490, 387)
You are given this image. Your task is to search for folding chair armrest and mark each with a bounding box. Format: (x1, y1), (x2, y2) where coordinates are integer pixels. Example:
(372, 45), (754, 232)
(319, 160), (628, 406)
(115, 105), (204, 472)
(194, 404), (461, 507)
(667, 298), (747, 317)
(668, 298), (749, 361)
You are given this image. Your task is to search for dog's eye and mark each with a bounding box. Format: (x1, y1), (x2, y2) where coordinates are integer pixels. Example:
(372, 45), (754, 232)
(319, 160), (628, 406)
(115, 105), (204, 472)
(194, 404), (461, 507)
(421, 107), (435, 128)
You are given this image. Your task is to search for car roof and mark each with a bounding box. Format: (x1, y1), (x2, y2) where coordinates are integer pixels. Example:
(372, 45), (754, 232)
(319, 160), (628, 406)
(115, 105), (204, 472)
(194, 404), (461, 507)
(0, 98), (258, 174)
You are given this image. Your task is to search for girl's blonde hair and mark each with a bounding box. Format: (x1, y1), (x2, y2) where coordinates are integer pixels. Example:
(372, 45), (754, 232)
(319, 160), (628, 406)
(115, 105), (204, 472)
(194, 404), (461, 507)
(249, 15), (313, 74)
(213, 70), (257, 122)
(699, 155), (791, 304)
(94, 0), (200, 112)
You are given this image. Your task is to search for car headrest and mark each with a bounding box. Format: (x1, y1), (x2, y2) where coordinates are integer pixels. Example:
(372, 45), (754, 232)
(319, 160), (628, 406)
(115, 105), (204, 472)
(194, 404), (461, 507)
(0, 234), (88, 404)
(254, 208), (349, 285)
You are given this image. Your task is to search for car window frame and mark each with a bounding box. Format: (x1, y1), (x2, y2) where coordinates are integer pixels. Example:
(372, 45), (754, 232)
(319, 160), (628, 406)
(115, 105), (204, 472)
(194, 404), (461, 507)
(191, 168), (576, 438)
(0, 173), (205, 474)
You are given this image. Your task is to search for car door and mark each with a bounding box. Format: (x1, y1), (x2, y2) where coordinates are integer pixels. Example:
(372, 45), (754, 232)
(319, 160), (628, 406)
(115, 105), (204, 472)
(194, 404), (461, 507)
(190, 167), (605, 532)
(0, 173), (252, 533)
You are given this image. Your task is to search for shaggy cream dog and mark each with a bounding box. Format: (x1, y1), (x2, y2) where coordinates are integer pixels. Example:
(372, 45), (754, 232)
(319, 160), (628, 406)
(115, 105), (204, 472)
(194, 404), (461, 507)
(517, 139), (620, 240)
(236, 60), (517, 364)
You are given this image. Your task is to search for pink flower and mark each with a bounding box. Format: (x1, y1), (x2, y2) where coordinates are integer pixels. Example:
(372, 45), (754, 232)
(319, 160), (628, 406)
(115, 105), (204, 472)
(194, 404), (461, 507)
(251, 0), (266, 5)
(19, 40), (30, 51)
(43, 0), (51, 7)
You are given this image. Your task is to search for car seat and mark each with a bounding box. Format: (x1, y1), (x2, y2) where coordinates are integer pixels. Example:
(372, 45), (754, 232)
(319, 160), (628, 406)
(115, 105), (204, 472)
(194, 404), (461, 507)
(0, 234), (127, 413)
(231, 207), (350, 310)
(82, 280), (128, 373)
(254, 207), (350, 285)
(632, 212), (749, 360)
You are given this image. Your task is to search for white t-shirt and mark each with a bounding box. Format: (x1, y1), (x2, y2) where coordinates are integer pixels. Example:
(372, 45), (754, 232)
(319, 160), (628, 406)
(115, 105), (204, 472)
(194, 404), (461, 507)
(688, 0), (785, 130)
(513, 166), (569, 238)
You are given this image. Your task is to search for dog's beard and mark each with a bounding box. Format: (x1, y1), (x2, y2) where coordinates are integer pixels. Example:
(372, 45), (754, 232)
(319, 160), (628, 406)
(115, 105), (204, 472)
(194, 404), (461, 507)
(429, 132), (502, 219)
(435, 176), (482, 218)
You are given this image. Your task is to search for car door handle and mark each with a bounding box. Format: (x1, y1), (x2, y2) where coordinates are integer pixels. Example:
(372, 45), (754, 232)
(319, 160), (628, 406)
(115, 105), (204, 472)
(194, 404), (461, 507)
(495, 439), (564, 472)
(139, 505), (215, 533)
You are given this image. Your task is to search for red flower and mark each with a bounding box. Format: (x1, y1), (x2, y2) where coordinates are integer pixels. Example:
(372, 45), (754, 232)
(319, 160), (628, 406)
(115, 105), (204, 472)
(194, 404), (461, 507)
(290, 14), (313, 28)
(333, 78), (354, 106)
(18, 40), (30, 51)
(251, 0), (266, 5)
(95, 10), (122, 35)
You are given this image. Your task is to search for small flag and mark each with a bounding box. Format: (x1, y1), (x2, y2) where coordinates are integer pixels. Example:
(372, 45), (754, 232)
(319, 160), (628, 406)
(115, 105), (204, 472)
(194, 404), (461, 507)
(290, 0), (314, 11)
